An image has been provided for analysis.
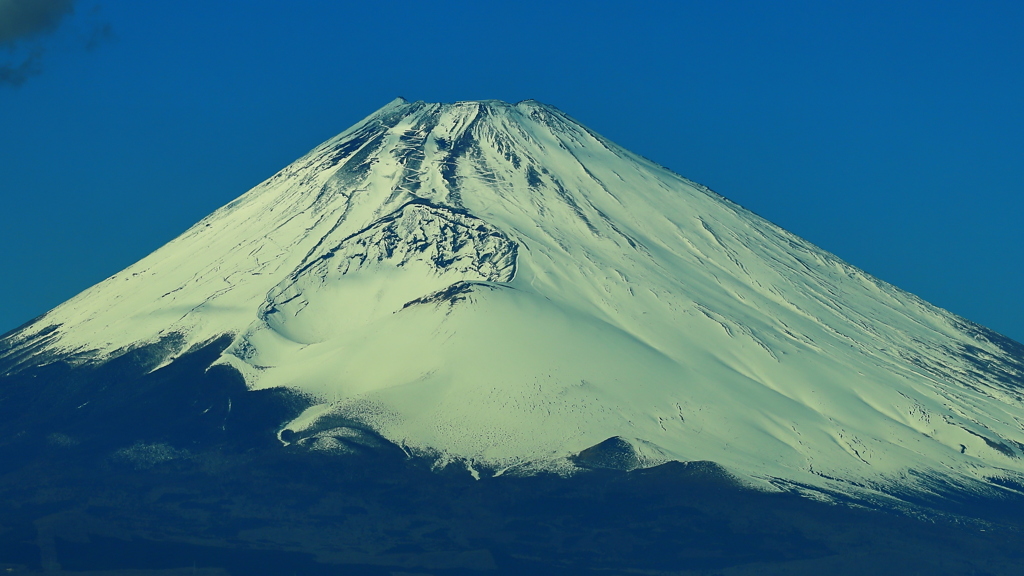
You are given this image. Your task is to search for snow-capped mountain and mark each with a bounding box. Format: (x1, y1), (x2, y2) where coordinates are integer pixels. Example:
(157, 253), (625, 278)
(4, 98), (1024, 503)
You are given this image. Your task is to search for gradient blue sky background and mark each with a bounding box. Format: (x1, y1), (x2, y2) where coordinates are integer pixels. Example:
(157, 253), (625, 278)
(3, 1), (1023, 341)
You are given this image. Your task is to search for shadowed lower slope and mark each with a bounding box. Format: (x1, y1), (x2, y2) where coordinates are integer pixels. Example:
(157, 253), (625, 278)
(2, 337), (1024, 575)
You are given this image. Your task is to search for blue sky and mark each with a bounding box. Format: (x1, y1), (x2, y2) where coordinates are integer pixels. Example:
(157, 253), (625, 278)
(2, 0), (1023, 342)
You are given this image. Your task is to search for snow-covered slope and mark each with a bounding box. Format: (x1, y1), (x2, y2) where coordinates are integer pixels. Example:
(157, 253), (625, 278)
(5, 98), (1024, 501)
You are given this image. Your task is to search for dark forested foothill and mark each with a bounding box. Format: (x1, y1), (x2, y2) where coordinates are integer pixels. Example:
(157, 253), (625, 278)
(1, 338), (1023, 576)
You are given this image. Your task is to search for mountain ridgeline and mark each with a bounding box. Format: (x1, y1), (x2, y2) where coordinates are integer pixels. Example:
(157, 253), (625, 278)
(2, 99), (1024, 575)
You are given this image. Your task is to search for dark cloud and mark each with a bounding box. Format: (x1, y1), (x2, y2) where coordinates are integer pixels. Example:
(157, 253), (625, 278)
(0, 0), (76, 45)
(0, 1), (111, 88)
(0, 47), (43, 87)
(84, 20), (112, 52)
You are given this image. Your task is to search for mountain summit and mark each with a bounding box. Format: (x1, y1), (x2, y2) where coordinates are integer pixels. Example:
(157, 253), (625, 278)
(4, 98), (1024, 504)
